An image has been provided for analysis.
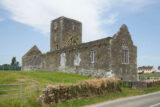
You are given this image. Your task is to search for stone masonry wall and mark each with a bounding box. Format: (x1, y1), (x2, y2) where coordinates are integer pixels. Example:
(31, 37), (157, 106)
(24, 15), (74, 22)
(22, 55), (44, 71)
(22, 45), (44, 71)
(111, 25), (137, 81)
(50, 17), (82, 51)
(43, 38), (114, 78)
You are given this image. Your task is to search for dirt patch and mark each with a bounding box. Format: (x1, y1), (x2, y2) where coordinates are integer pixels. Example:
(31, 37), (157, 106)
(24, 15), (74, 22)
(16, 78), (30, 82)
(16, 78), (38, 88)
(16, 78), (38, 82)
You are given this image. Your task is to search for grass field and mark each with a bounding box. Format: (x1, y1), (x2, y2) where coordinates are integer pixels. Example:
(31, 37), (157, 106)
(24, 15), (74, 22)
(0, 71), (91, 88)
(0, 70), (91, 107)
(139, 74), (160, 77)
(0, 71), (160, 107)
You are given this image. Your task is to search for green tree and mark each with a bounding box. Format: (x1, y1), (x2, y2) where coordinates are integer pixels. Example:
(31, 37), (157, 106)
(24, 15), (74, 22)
(16, 61), (19, 66)
(11, 57), (16, 66)
(11, 57), (19, 66)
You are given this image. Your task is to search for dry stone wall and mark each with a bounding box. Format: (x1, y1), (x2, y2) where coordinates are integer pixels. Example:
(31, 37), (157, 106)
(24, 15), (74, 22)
(40, 78), (121, 104)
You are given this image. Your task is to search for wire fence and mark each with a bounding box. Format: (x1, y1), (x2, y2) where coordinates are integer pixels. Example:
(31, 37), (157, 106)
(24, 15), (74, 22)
(1, 77), (159, 103)
(0, 82), (39, 103)
(0, 65), (21, 71)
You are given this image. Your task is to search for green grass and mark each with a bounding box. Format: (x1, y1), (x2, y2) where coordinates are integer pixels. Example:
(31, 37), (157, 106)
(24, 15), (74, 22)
(1, 86), (160, 107)
(0, 94), (41, 107)
(0, 71), (160, 107)
(49, 86), (160, 107)
(0, 70), (91, 98)
(0, 71), (91, 89)
(0, 70), (91, 107)
(139, 74), (160, 78)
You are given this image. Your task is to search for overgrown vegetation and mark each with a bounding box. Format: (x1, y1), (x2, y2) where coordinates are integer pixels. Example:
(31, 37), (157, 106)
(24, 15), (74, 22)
(41, 78), (121, 104)
(147, 81), (160, 88)
(106, 37), (112, 41)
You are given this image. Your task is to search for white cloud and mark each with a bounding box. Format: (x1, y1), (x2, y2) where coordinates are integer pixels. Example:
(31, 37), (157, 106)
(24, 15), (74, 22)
(0, 0), (157, 42)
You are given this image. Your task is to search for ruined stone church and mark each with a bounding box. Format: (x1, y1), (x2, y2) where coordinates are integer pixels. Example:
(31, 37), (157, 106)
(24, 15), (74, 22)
(22, 16), (137, 81)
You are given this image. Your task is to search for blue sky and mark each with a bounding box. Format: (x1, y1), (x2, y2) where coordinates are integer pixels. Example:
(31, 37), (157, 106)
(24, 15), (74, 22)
(0, 0), (160, 70)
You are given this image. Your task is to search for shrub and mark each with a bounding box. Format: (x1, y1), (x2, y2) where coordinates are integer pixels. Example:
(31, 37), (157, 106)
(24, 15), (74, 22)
(147, 81), (160, 88)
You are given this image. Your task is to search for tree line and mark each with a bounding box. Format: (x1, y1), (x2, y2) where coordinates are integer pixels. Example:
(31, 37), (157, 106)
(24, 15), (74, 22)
(0, 57), (21, 71)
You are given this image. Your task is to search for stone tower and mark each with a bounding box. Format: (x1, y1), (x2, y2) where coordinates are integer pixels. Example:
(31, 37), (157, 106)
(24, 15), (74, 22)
(50, 16), (82, 51)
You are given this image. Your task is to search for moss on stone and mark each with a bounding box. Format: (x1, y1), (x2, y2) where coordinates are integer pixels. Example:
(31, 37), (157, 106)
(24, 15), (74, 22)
(106, 37), (112, 41)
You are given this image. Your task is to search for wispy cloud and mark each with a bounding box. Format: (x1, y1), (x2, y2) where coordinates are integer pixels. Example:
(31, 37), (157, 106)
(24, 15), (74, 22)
(0, 0), (157, 42)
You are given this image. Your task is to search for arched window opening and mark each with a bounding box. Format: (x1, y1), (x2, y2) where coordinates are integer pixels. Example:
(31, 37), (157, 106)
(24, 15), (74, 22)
(90, 50), (95, 63)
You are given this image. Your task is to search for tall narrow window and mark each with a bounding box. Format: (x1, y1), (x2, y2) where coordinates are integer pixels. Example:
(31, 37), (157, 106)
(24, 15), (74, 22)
(60, 53), (66, 67)
(90, 50), (95, 63)
(74, 53), (81, 66)
(121, 46), (129, 64)
(72, 22), (75, 30)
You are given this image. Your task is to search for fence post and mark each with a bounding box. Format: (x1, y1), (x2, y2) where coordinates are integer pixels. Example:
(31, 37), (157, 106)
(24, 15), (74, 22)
(20, 83), (22, 100)
(36, 83), (39, 96)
